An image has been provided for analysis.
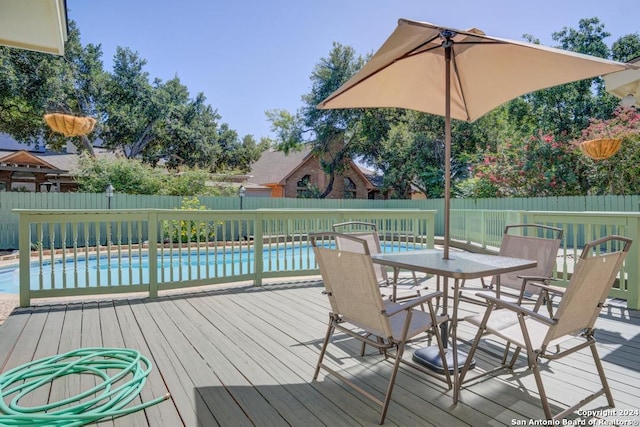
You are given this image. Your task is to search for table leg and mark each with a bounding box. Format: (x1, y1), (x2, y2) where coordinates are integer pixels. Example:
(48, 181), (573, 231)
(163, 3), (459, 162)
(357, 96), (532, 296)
(441, 276), (449, 346)
(392, 267), (399, 302)
(413, 275), (475, 383)
(452, 277), (461, 403)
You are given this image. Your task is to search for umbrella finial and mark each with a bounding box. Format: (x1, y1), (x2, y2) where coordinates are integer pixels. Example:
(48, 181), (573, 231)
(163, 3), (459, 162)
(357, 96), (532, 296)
(440, 29), (456, 47)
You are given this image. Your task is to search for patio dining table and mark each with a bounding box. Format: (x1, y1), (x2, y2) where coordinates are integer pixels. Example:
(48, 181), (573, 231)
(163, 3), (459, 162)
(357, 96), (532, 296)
(371, 249), (537, 403)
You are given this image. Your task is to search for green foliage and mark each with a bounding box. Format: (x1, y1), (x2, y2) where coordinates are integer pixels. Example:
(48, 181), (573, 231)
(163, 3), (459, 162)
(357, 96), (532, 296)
(4, 16), (640, 201)
(297, 183), (322, 199)
(158, 169), (210, 196)
(268, 43), (367, 198)
(577, 107), (640, 194)
(75, 154), (162, 194)
(471, 132), (584, 197)
(162, 197), (218, 244)
(75, 155), (236, 196)
(0, 22), (104, 153)
(612, 33), (640, 62)
(1, 20), (261, 172)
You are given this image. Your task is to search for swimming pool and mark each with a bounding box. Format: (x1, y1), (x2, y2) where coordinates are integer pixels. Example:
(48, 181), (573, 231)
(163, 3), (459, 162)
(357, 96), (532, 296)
(0, 242), (421, 294)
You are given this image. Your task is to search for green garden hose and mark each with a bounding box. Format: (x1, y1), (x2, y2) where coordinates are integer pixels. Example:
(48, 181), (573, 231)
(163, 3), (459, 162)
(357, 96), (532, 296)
(0, 347), (170, 426)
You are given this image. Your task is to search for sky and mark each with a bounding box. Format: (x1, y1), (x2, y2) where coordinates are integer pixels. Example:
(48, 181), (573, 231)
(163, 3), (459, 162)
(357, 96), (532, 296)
(67, 0), (639, 140)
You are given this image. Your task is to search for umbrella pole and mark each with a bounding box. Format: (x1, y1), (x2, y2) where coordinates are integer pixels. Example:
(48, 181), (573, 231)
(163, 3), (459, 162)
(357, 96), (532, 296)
(443, 43), (452, 260)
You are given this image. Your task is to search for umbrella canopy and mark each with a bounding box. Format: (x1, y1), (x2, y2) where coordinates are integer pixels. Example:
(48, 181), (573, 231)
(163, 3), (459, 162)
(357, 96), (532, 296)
(318, 18), (631, 258)
(604, 56), (640, 107)
(0, 0), (68, 56)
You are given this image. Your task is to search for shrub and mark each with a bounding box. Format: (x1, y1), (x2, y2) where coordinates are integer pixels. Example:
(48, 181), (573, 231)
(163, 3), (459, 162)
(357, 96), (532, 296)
(162, 197), (219, 244)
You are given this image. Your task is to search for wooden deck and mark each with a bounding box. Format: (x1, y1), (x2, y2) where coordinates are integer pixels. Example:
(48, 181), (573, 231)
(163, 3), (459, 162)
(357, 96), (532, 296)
(1, 278), (639, 426)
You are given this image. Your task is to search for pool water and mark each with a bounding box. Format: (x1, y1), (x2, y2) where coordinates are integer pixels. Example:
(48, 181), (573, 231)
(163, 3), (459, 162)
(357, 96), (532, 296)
(0, 242), (420, 294)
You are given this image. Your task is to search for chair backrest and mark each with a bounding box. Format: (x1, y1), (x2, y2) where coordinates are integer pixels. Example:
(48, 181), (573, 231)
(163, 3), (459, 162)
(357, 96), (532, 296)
(544, 235), (632, 344)
(332, 222), (388, 283)
(311, 232), (393, 339)
(492, 224), (563, 294)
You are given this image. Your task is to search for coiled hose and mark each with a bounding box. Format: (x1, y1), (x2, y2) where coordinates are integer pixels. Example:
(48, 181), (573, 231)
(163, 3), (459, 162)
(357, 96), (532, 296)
(0, 347), (170, 426)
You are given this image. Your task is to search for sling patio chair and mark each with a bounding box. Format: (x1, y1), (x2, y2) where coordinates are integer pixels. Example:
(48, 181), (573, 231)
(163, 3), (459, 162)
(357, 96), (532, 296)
(310, 232), (451, 424)
(459, 224), (564, 317)
(458, 235), (632, 421)
(332, 221), (432, 303)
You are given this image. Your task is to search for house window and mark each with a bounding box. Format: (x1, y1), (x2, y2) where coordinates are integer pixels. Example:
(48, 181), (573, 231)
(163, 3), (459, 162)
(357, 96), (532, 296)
(344, 178), (356, 199)
(297, 175), (313, 198)
(10, 171), (36, 192)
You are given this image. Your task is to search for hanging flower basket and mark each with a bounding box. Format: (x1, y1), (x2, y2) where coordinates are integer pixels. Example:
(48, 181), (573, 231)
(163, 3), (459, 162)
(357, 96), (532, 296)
(44, 113), (96, 137)
(579, 138), (622, 160)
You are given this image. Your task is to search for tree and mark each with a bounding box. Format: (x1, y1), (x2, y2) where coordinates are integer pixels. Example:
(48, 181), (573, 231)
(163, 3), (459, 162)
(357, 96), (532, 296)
(99, 47), (163, 158)
(98, 49), (234, 171)
(611, 33), (640, 62)
(521, 18), (615, 140)
(268, 43), (366, 198)
(154, 90), (223, 170)
(0, 21), (106, 154)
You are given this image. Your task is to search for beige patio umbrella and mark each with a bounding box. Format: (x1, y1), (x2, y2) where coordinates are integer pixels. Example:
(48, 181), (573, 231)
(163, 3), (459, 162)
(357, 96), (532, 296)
(0, 0), (68, 55)
(604, 56), (640, 108)
(318, 18), (631, 259)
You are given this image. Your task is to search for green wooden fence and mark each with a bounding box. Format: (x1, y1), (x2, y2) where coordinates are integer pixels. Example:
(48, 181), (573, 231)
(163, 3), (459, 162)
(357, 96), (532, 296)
(2, 192), (640, 250)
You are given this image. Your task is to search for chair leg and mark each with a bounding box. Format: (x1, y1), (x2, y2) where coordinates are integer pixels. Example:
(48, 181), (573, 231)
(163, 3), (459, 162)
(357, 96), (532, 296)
(458, 319), (485, 385)
(507, 346), (522, 369)
(314, 317), (335, 380)
(590, 341), (615, 407)
(379, 343), (405, 424)
(459, 304), (496, 385)
(531, 359), (553, 420)
(361, 335), (385, 356)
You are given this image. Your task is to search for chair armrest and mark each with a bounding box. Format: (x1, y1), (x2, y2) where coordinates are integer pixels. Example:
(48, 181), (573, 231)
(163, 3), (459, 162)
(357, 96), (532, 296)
(384, 291), (443, 316)
(476, 292), (556, 326)
(519, 277), (565, 295)
(517, 275), (556, 283)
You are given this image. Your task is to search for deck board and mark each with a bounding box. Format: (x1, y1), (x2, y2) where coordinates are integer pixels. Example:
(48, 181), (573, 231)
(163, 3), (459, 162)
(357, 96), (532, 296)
(1, 280), (639, 426)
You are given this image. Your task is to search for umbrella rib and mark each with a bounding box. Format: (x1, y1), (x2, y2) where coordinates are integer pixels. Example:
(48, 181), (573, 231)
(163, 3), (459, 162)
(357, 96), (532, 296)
(402, 35), (442, 58)
(450, 47), (471, 122)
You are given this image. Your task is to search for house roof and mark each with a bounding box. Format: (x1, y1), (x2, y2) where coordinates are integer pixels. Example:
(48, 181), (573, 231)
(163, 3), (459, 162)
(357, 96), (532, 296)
(355, 164), (384, 188)
(249, 144), (383, 189)
(0, 148), (116, 174)
(0, 150), (64, 173)
(0, 133), (118, 176)
(249, 145), (314, 185)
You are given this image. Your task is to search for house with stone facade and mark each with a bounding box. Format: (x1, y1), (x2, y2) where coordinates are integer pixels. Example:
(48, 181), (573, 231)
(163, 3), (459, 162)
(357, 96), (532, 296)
(248, 145), (389, 199)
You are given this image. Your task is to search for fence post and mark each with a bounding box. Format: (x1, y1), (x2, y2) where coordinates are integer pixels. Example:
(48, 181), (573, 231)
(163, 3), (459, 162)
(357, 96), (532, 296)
(253, 211), (263, 287)
(626, 215), (640, 310)
(425, 211), (435, 248)
(148, 210), (158, 298)
(18, 212), (31, 307)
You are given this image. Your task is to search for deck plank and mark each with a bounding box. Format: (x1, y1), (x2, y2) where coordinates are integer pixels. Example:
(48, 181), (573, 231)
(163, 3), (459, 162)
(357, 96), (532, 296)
(187, 290), (379, 427)
(1, 282), (639, 426)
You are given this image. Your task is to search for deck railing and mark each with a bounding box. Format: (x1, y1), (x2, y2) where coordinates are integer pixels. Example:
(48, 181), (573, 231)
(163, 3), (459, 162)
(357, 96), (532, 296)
(15, 209), (435, 307)
(13, 208), (640, 309)
(451, 209), (640, 309)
